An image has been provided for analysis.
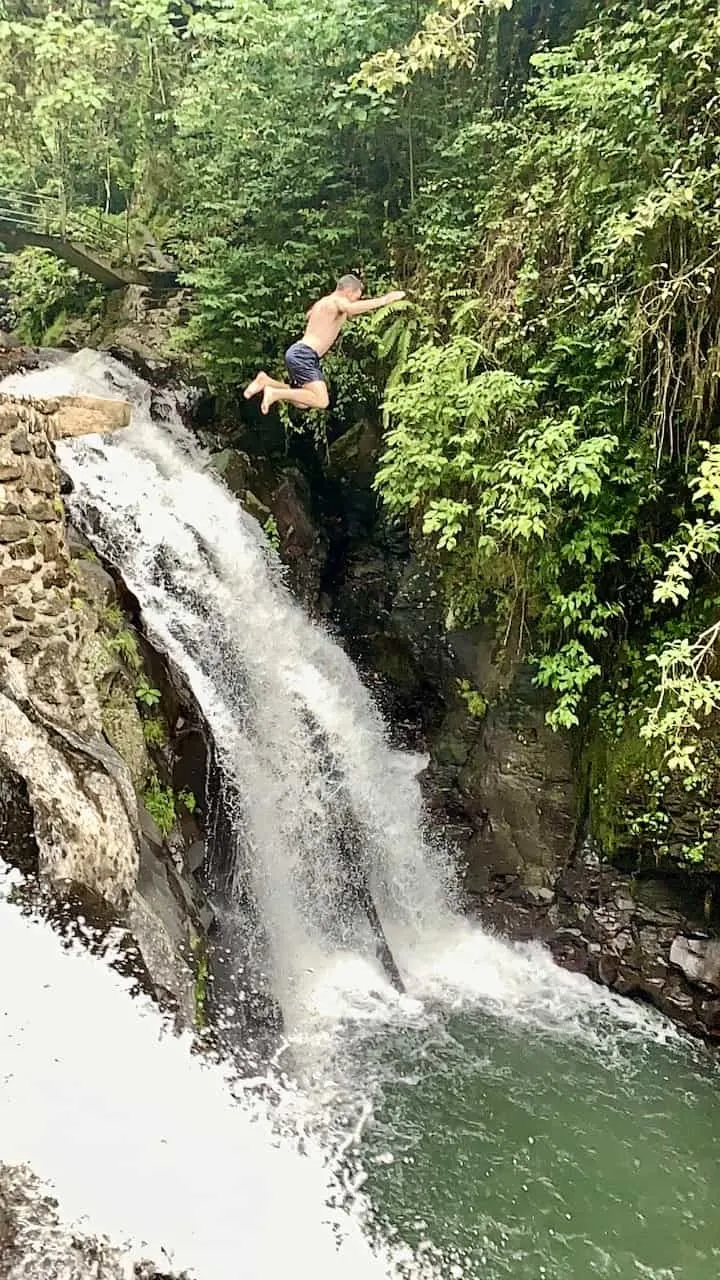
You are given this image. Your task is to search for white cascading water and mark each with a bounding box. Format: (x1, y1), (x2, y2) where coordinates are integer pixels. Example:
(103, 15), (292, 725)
(0, 350), (673, 1276)
(4, 349), (456, 1028)
(0, 859), (427, 1280)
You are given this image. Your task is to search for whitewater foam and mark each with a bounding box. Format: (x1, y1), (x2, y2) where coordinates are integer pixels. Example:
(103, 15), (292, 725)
(0, 862), (421, 1279)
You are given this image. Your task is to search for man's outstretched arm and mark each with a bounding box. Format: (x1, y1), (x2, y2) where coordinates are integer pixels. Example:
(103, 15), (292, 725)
(338, 290), (406, 317)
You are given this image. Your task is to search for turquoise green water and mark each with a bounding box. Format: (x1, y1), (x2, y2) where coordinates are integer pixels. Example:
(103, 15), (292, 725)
(343, 1007), (719, 1279)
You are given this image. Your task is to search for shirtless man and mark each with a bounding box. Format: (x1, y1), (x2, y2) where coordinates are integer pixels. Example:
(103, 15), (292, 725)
(244, 274), (405, 415)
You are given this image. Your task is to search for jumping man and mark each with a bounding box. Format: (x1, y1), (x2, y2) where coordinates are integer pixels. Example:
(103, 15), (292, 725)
(244, 274), (406, 415)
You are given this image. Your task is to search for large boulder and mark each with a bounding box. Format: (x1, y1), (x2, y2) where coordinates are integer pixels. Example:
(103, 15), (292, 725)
(669, 936), (720, 991)
(0, 689), (138, 906)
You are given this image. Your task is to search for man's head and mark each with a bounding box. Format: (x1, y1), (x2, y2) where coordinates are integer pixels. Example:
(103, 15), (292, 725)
(336, 273), (364, 302)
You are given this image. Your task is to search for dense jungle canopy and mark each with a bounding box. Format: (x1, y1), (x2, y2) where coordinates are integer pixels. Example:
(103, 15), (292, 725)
(3, 0), (720, 876)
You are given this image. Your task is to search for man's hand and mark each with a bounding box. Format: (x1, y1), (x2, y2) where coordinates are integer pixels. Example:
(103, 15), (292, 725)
(387, 290), (406, 303)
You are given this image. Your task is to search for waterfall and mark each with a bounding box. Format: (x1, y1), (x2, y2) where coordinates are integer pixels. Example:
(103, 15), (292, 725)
(1, 350), (455, 1027)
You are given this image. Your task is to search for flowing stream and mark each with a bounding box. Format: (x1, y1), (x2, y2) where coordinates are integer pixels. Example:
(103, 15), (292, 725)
(1, 351), (718, 1278)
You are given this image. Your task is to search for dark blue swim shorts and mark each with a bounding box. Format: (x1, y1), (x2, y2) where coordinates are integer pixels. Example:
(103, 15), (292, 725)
(284, 341), (325, 388)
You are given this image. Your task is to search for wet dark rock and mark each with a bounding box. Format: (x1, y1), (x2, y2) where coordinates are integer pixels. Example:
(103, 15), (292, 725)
(0, 1163), (189, 1279)
(0, 765), (39, 874)
(669, 935), (720, 992)
(271, 468), (327, 607)
(65, 519), (96, 559)
(209, 447), (328, 609)
(472, 850), (720, 1039)
(74, 556), (117, 609)
(0, 344), (42, 378)
(139, 800), (165, 850)
(9, 430), (31, 456)
(186, 839), (206, 875)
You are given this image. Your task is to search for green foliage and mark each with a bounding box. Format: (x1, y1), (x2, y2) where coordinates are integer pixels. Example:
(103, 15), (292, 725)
(142, 715), (167, 748)
(0, 0), (181, 210)
(107, 627), (142, 672)
(457, 679), (487, 720)
(141, 776), (196, 838)
(190, 932), (209, 1030)
(376, 338), (621, 726)
(167, 0), (422, 386)
(178, 787), (197, 815)
(143, 774), (176, 838)
(263, 515), (281, 552)
(99, 593), (144, 673)
(135, 678), (162, 708)
(101, 603), (124, 631)
(5, 248), (101, 343)
(364, 0), (720, 870)
(638, 441), (720, 784)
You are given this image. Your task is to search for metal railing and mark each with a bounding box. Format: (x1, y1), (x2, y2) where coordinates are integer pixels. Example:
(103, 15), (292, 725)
(0, 188), (46, 233)
(0, 187), (129, 254)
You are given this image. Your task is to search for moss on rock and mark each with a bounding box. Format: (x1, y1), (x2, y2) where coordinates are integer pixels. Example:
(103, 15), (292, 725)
(586, 716), (720, 873)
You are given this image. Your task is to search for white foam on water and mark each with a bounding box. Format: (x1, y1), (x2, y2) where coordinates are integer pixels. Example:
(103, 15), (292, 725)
(0, 864), (417, 1280)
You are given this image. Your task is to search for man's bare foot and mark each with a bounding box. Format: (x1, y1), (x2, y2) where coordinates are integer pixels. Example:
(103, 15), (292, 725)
(261, 385), (280, 415)
(244, 372), (268, 400)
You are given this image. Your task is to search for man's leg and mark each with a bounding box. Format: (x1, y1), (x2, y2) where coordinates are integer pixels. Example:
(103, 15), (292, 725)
(261, 380), (329, 415)
(244, 371), (287, 399)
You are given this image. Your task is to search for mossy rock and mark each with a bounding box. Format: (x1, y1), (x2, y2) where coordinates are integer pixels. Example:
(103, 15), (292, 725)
(209, 448), (254, 494)
(586, 718), (657, 857)
(86, 634), (150, 786)
(101, 683), (151, 787)
(586, 718), (720, 871)
(328, 419), (382, 484)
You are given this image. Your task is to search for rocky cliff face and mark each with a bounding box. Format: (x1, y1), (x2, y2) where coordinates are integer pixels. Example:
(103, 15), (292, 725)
(0, 393), (139, 901)
(0, 386), (211, 1025)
